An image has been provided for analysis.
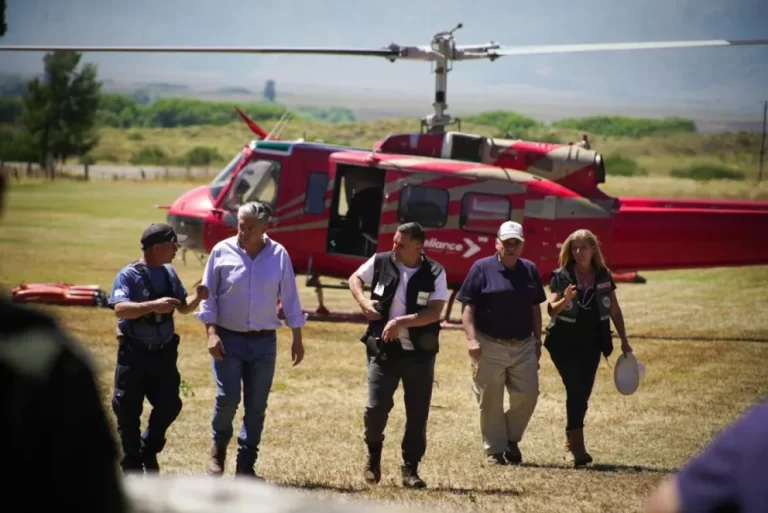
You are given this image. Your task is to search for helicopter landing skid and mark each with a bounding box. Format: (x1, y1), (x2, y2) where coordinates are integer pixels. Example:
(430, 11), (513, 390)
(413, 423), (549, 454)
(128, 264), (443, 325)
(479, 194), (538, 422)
(301, 309), (464, 329)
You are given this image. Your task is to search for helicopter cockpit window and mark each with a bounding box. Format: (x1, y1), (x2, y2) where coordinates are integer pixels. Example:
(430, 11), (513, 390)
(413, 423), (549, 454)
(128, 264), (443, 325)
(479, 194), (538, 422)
(223, 159), (281, 211)
(209, 150), (245, 201)
(397, 185), (449, 228)
(460, 193), (511, 234)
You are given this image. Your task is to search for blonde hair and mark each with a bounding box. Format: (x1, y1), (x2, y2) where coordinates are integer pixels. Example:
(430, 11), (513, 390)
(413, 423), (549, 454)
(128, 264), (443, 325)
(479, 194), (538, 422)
(558, 229), (608, 270)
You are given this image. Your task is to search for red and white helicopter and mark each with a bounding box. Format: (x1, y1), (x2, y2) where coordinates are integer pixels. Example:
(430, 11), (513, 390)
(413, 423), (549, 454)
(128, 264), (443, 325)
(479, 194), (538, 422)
(4, 25), (768, 323)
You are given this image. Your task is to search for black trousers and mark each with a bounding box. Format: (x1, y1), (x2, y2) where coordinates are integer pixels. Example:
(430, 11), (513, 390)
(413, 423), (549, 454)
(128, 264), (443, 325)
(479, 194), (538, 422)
(111, 335), (182, 470)
(364, 351), (436, 466)
(546, 339), (602, 431)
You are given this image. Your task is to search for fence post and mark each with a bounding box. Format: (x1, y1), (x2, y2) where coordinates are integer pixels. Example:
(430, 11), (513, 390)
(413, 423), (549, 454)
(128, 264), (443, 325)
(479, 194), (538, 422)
(759, 100), (766, 183)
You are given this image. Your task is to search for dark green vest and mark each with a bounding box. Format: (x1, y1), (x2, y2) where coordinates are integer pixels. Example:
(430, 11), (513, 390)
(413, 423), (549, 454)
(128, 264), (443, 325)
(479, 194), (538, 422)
(546, 263), (614, 357)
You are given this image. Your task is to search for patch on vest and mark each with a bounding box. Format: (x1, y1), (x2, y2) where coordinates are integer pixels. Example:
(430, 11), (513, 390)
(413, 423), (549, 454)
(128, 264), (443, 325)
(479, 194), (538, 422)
(142, 289), (150, 297)
(373, 282), (385, 296)
(417, 291), (430, 306)
(597, 281), (612, 289)
(602, 296), (611, 308)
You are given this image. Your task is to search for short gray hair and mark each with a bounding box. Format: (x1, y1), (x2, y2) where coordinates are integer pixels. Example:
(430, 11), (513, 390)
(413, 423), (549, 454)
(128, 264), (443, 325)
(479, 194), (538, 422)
(237, 201), (271, 221)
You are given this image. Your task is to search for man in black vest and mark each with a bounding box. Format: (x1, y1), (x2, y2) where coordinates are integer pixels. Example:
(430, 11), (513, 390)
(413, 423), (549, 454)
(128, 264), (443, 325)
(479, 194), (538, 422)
(348, 222), (449, 489)
(108, 222), (209, 474)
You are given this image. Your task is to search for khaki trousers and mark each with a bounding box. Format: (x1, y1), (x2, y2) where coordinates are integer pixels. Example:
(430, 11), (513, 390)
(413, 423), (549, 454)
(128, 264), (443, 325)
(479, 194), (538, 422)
(471, 331), (540, 455)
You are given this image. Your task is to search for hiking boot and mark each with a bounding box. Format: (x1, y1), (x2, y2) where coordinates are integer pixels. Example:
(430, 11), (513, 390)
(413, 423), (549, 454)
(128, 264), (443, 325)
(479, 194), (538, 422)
(120, 453), (144, 475)
(205, 442), (227, 476)
(485, 453), (507, 466)
(566, 428), (593, 467)
(142, 451), (160, 473)
(503, 441), (522, 465)
(401, 463), (426, 489)
(364, 442), (382, 484)
(235, 446), (261, 479)
(234, 464), (264, 480)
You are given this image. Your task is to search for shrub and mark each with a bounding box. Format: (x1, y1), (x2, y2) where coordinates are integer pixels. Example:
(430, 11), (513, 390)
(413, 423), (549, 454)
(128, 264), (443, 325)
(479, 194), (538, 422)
(552, 116), (696, 138)
(184, 146), (222, 166)
(130, 145), (167, 165)
(669, 164), (745, 181)
(463, 111), (543, 135)
(604, 154), (649, 177)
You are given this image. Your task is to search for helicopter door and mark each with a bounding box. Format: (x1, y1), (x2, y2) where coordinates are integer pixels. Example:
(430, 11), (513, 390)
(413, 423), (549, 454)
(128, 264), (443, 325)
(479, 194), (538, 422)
(327, 163), (386, 258)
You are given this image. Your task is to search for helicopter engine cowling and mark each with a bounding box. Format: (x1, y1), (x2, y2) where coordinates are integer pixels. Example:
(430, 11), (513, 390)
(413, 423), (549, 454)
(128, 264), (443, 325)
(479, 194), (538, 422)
(373, 131), (607, 198)
(482, 137), (605, 197)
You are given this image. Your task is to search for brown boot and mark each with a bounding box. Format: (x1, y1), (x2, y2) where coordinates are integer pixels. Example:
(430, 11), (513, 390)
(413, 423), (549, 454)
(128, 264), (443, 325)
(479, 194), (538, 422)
(205, 443), (227, 476)
(566, 428), (593, 467)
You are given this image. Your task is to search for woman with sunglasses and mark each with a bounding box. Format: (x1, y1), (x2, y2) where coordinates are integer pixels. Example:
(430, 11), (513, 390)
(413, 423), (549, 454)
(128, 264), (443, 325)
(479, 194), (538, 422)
(544, 229), (632, 467)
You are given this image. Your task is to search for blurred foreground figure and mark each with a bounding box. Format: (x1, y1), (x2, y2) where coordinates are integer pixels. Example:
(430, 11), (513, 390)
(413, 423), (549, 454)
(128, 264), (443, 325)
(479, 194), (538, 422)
(645, 401), (768, 513)
(0, 171), (129, 512)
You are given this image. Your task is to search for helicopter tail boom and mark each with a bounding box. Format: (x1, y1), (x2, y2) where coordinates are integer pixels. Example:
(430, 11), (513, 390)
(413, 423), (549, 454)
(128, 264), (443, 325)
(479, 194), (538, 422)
(610, 199), (768, 271)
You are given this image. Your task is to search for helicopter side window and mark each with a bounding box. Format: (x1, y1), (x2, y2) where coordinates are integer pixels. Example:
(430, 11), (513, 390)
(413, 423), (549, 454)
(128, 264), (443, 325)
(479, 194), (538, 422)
(304, 172), (329, 215)
(223, 159), (281, 212)
(397, 185), (449, 228)
(460, 193), (511, 234)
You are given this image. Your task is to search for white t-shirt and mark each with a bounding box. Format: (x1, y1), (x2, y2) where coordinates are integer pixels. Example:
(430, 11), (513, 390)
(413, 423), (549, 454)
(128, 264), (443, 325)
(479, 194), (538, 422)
(355, 255), (450, 350)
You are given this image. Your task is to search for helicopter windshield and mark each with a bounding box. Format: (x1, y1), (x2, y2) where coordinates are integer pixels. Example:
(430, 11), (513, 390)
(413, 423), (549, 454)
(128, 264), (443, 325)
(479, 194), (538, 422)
(222, 159), (281, 212)
(209, 150), (245, 201)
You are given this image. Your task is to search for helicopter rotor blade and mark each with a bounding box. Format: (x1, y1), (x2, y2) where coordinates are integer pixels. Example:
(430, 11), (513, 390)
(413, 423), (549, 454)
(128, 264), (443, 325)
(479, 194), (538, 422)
(488, 38), (768, 57)
(0, 45), (401, 58)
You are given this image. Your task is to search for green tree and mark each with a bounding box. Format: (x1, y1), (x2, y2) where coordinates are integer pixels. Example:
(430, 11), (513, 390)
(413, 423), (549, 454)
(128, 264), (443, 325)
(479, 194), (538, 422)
(21, 51), (102, 175)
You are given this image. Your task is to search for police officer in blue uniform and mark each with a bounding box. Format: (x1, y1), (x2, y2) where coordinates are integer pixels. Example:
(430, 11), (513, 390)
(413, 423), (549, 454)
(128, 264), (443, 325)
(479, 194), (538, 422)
(108, 222), (209, 474)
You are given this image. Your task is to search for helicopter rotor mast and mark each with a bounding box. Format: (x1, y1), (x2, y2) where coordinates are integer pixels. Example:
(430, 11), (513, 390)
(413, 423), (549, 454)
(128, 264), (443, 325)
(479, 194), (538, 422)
(384, 23), (503, 134)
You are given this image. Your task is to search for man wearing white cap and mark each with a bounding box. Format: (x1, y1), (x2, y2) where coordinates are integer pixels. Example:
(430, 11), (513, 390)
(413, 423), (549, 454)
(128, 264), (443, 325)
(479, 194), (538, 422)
(457, 221), (547, 465)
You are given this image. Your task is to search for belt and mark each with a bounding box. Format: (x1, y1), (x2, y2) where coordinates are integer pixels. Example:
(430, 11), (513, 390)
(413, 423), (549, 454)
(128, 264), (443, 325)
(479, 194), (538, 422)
(142, 343), (168, 352)
(480, 333), (531, 345)
(217, 326), (276, 338)
(118, 335), (177, 352)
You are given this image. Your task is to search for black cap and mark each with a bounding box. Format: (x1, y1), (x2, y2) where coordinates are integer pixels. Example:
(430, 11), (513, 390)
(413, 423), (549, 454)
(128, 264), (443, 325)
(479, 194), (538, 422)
(141, 223), (187, 250)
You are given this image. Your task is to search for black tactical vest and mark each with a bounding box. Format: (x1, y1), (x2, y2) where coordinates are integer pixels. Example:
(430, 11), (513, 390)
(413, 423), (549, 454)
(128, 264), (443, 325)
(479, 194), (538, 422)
(360, 251), (444, 355)
(130, 261), (180, 325)
(546, 263), (614, 358)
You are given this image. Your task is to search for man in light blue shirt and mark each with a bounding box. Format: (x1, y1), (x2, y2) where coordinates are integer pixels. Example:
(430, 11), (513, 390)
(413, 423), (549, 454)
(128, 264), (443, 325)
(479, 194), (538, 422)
(196, 201), (306, 478)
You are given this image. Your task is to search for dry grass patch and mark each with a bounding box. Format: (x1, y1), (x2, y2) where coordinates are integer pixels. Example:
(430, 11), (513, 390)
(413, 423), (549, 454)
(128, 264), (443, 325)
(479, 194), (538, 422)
(33, 305), (768, 513)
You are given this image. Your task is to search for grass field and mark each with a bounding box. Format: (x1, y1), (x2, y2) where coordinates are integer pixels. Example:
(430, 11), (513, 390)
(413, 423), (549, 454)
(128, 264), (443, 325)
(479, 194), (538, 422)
(1, 178), (767, 513)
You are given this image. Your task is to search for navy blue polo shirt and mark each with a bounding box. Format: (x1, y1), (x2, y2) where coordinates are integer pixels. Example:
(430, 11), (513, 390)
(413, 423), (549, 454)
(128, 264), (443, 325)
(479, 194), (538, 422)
(457, 255), (547, 340)
(108, 263), (187, 345)
(676, 401), (768, 513)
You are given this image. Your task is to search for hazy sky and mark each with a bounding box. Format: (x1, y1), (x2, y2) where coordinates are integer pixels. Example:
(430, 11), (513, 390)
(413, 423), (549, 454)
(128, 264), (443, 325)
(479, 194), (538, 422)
(1, 0), (767, 112)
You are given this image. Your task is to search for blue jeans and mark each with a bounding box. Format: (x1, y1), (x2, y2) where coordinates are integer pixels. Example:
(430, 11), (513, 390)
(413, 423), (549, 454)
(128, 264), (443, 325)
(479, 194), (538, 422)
(211, 327), (277, 462)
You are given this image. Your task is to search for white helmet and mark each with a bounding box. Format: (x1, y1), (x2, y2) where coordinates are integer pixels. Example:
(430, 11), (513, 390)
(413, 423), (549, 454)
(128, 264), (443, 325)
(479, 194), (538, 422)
(614, 352), (644, 395)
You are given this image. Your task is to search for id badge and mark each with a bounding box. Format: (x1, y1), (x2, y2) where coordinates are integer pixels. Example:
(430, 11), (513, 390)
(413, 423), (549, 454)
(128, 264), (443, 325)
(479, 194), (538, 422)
(373, 282), (385, 296)
(417, 291), (430, 306)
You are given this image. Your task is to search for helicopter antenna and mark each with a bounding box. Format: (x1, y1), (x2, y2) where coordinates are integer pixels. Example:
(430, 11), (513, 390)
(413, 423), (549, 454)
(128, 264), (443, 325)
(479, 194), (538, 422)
(267, 108), (292, 140)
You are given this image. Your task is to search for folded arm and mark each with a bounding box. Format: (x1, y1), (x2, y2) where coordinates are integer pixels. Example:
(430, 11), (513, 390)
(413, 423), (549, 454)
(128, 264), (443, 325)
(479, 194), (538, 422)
(396, 300), (446, 328)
